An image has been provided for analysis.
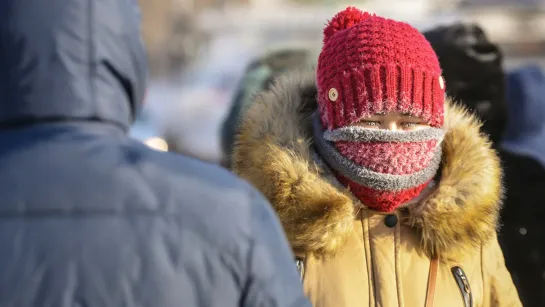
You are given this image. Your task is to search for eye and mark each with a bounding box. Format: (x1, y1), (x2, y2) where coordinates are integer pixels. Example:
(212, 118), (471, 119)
(360, 121), (381, 127)
(400, 122), (425, 129)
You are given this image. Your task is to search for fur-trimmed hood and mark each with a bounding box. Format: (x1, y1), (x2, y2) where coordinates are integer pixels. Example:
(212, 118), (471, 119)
(232, 70), (502, 259)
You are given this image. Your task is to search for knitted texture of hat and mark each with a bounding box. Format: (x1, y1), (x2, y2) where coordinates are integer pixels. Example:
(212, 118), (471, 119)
(316, 7), (445, 130)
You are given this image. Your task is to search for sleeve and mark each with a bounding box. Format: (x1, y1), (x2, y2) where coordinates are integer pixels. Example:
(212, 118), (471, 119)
(240, 188), (311, 307)
(481, 233), (523, 307)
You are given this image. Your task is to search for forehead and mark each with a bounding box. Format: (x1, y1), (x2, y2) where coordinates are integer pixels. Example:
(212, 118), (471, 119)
(371, 112), (417, 117)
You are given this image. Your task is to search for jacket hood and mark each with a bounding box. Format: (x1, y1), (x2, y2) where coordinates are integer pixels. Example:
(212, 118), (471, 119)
(502, 65), (545, 169)
(233, 70), (502, 259)
(423, 23), (507, 144)
(0, 0), (147, 131)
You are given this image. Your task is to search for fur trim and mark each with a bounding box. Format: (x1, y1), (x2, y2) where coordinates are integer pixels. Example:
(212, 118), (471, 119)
(232, 70), (502, 258)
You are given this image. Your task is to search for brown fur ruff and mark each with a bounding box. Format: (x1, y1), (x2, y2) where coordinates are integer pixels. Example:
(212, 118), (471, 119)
(232, 70), (502, 259)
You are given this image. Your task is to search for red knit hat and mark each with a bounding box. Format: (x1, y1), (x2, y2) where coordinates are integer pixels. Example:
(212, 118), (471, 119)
(316, 7), (446, 130)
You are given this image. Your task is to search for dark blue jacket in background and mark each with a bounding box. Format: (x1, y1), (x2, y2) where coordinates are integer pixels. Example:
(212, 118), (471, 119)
(0, 0), (310, 306)
(498, 64), (545, 307)
(502, 65), (545, 168)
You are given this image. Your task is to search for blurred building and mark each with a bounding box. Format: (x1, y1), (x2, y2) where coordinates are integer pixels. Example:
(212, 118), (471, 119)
(458, 0), (545, 57)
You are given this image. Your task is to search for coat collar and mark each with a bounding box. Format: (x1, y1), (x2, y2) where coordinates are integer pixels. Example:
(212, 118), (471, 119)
(232, 70), (503, 259)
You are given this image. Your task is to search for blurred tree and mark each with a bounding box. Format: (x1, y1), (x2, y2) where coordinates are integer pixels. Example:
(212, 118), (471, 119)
(138, 0), (172, 76)
(138, 0), (209, 78)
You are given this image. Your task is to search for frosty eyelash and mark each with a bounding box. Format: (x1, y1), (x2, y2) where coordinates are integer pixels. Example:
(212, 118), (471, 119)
(361, 121), (381, 126)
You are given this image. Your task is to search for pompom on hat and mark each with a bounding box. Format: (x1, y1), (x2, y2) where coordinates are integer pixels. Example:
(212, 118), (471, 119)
(316, 7), (446, 130)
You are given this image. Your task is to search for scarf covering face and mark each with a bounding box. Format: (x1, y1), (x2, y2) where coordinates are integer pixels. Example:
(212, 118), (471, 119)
(313, 114), (445, 212)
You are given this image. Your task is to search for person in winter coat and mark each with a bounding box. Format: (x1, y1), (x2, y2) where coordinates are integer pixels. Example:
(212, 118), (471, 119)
(232, 7), (521, 307)
(423, 23), (507, 145)
(0, 0), (310, 306)
(221, 47), (317, 168)
(498, 65), (545, 307)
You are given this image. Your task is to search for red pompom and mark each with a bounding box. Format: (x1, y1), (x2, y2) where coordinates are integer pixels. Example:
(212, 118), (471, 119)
(323, 7), (372, 43)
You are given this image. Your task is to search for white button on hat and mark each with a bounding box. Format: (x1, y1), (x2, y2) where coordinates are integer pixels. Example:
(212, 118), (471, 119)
(328, 88), (338, 102)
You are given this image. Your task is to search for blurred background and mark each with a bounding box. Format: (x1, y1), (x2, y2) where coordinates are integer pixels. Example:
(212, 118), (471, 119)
(132, 0), (545, 163)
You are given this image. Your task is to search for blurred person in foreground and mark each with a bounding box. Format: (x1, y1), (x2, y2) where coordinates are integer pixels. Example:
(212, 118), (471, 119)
(221, 47), (317, 168)
(232, 7), (520, 307)
(498, 65), (545, 307)
(424, 23), (507, 145)
(0, 0), (310, 306)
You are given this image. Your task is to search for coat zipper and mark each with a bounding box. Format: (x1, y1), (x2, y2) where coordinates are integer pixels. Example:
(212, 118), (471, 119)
(295, 257), (305, 282)
(451, 266), (472, 307)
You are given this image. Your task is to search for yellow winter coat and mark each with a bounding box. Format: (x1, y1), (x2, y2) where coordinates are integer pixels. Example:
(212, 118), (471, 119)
(232, 71), (522, 307)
